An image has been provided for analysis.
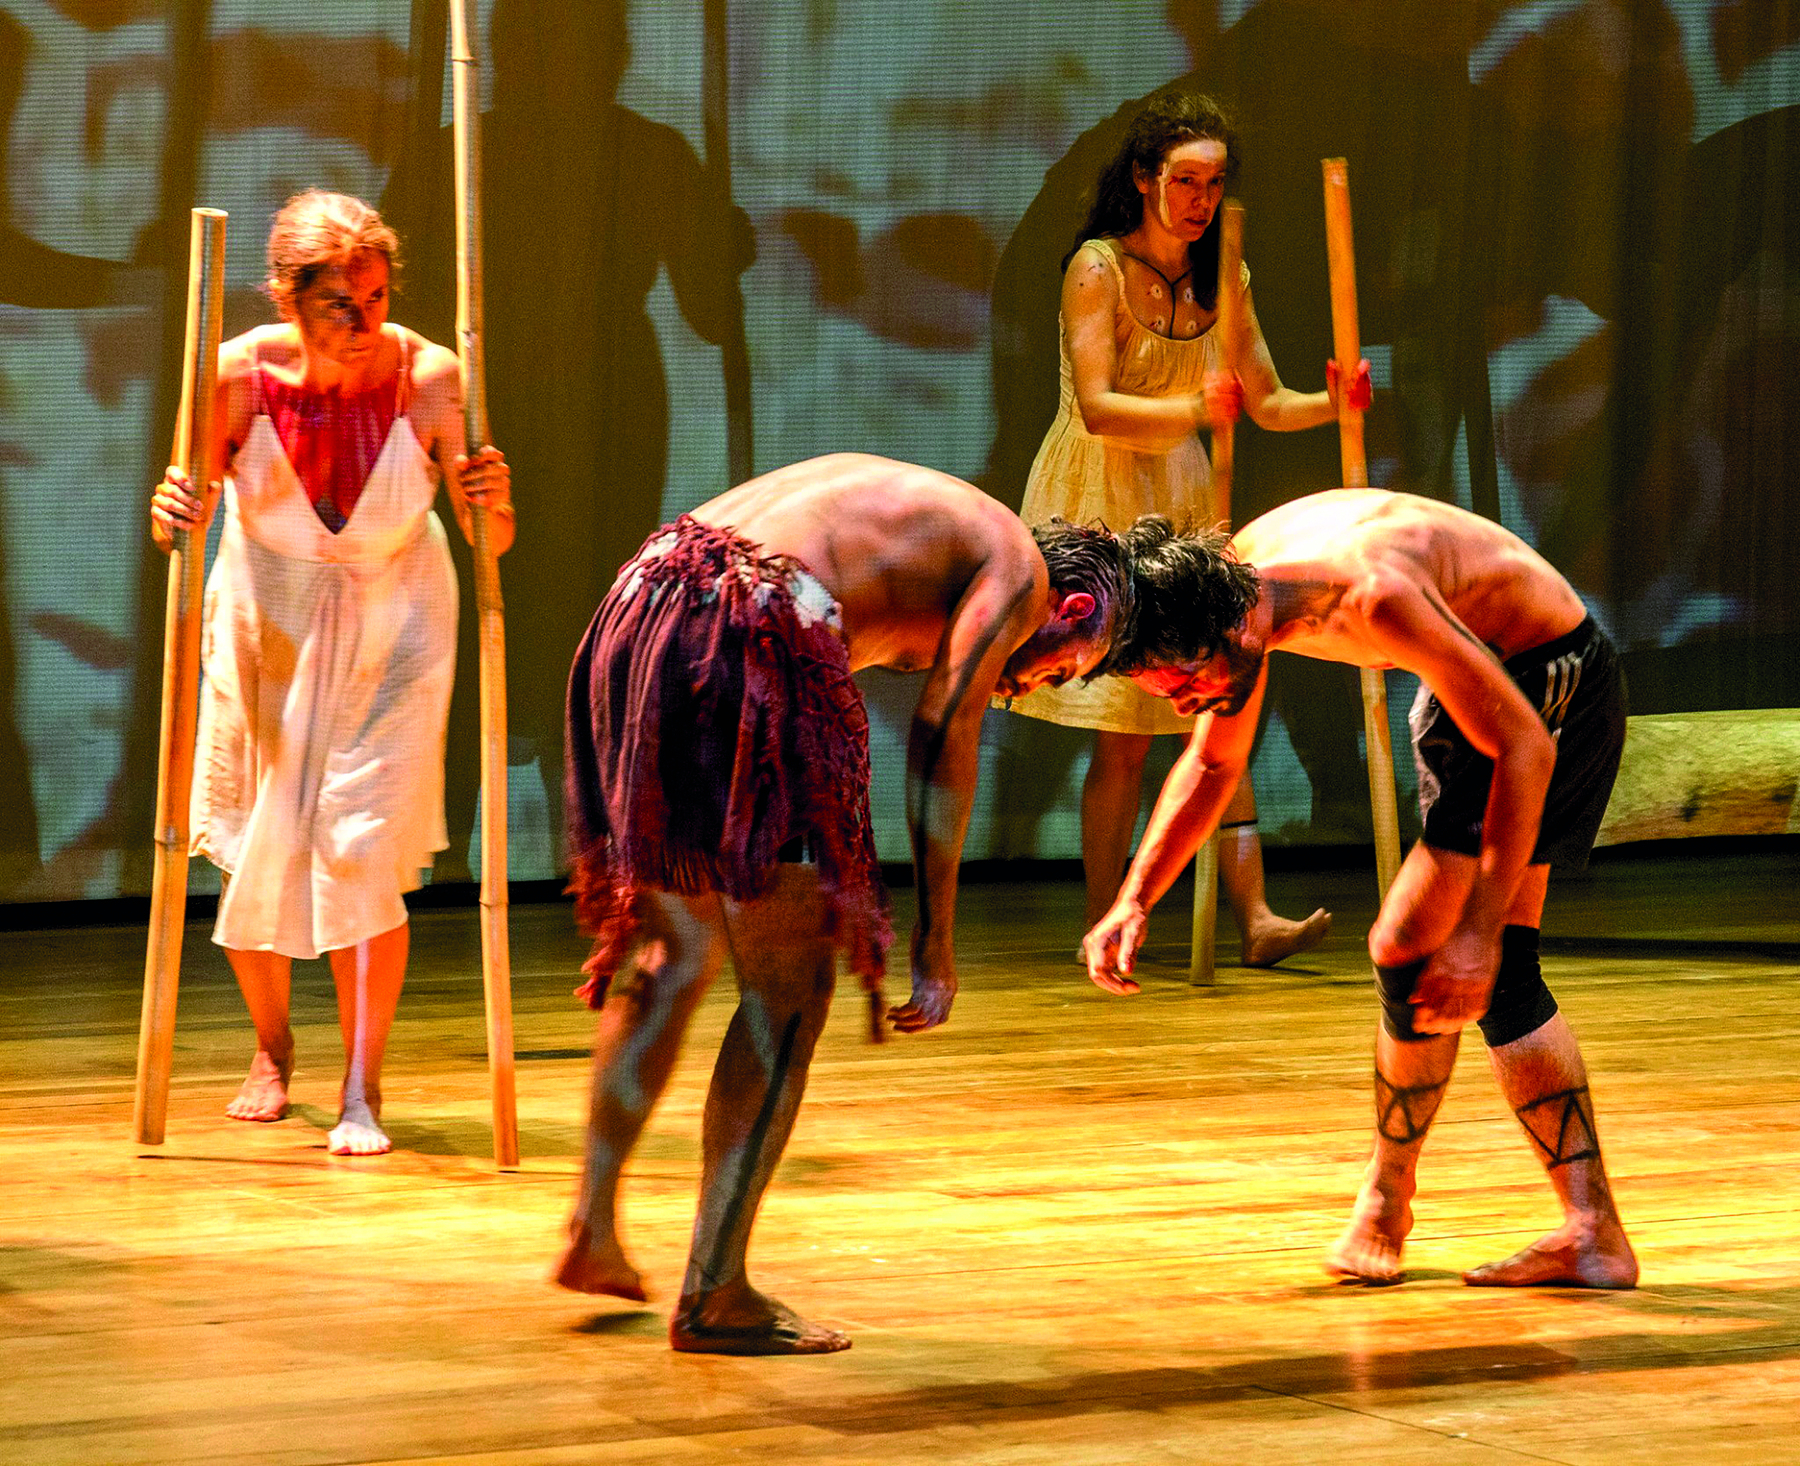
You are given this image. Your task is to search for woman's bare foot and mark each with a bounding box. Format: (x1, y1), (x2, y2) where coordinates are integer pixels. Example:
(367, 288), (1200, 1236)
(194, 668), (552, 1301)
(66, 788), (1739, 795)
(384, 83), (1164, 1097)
(225, 1045), (292, 1122)
(554, 1221), (648, 1302)
(1241, 907), (1332, 968)
(670, 1283), (849, 1355)
(328, 1096), (391, 1156)
(1464, 1218), (1638, 1288)
(1324, 1186), (1413, 1285)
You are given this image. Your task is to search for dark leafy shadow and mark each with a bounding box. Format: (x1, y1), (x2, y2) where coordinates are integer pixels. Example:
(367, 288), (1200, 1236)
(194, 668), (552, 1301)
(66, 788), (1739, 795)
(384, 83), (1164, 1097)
(382, 0), (754, 879)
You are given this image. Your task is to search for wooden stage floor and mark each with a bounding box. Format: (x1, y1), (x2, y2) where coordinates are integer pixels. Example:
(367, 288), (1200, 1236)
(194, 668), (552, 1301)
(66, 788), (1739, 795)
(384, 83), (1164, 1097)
(3, 848), (1798, 1465)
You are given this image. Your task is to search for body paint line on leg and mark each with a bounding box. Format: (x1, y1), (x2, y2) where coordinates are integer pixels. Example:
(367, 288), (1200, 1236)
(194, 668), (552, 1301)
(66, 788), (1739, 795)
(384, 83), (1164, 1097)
(1515, 1085), (1601, 1169)
(1375, 1067), (1449, 1146)
(697, 1010), (803, 1292)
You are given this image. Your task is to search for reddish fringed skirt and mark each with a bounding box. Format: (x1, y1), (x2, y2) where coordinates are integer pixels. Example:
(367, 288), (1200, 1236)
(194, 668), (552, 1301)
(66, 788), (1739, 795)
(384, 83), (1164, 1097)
(564, 516), (892, 1006)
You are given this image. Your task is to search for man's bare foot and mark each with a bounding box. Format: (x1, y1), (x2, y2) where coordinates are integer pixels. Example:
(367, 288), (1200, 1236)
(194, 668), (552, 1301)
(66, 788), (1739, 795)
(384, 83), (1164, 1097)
(327, 1096), (391, 1156)
(1464, 1219), (1638, 1289)
(1241, 907), (1332, 968)
(1324, 1189), (1412, 1285)
(670, 1285), (850, 1355)
(225, 1046), (292, 1122)
(554, 1221), (648, 1302)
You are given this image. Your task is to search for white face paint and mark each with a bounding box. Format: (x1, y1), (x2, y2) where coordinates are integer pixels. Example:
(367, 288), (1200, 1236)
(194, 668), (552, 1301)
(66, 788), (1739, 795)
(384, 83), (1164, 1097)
(1136, 137), (1228, 243)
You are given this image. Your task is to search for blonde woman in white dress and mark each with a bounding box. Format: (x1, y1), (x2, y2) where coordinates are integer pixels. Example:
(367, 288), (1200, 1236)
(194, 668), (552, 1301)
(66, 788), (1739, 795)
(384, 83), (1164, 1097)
(1008, 93), (1368, 963)
(150, 192), (514, 1154)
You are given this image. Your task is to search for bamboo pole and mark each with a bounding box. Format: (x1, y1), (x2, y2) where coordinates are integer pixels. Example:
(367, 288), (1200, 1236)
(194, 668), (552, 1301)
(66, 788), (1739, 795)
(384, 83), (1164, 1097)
(1190, 201), (1244, 987)
(1187, 832), (1219, 988)
(1322, 158), (1402, 897)
(1208, 203), (1244, 506)
(134, 207), (226, 1147)
(451, 0), (518, 1169)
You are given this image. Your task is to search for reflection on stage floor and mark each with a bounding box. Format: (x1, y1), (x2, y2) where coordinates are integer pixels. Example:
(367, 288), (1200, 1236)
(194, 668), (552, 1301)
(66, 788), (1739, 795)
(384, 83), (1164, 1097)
(2, 846), (1797, 1465)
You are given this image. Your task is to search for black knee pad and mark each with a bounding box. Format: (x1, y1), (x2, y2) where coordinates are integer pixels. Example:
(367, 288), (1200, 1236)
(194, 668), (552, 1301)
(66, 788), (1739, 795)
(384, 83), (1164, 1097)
(1375, 957), (1430, 1041)
(1476, 925), (1559, 1048)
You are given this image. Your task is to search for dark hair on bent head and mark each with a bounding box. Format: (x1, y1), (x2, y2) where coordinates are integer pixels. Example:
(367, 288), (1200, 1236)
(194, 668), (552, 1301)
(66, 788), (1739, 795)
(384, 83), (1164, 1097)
(1065, 90), (1239, 311)
(1031, 518), (1135, 672)
(1111, 515), (1260, 675)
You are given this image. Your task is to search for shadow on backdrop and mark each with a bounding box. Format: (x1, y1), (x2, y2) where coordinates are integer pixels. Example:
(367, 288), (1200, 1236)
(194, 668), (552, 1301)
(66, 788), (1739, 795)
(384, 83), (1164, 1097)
(3, 4), (197, 897)
(984, 0), (1800, 849)
(1613, 100), (1800, 713)
(985, 1), (1496, 852)
(0, 11), (92, 892)
(384, 0), (754, 879)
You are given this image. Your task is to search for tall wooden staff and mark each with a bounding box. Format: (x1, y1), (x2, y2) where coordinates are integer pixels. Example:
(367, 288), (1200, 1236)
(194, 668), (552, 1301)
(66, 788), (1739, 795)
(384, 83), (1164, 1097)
(1322, 158), (1402, 896)
(451, 0), (519, 1169)
(1190, 201), (1245, 987)
(134, 207), (225, 1147)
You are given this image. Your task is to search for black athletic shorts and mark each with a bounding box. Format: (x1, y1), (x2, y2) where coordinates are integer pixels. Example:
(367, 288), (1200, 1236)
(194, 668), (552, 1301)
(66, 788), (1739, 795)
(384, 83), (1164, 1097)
(1409, 616), (1626, 872)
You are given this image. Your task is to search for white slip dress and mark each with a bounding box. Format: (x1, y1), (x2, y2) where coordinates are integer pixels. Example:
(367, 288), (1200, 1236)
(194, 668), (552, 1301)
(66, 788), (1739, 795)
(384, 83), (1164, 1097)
(192, 327), (457, 959)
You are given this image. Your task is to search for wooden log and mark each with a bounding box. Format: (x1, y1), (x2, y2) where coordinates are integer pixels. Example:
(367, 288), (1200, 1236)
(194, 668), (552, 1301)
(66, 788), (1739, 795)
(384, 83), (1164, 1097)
(1322, 158), (1403, 898)
(451, 0), (518, 1170)
(1597, 710), (1800, 845)
(134, 207), (226, 1148)
(1190, 201), (1245, 987)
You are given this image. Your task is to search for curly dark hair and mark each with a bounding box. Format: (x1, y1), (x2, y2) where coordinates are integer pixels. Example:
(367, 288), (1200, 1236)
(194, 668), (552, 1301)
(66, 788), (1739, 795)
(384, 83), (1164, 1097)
(1110, 515), (1260, 675)
(1031, 518), (1136, 672)
(1064, 91), (1239, 311)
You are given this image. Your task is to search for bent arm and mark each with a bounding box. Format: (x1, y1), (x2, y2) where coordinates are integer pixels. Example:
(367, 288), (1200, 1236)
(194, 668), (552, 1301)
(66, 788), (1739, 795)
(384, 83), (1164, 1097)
(1373, 579), (1556, 949)
(1118, 674), (1263, 912)
(666, 197), (756, 345)
(150, 340), (244, 552)
(1081, 674), (1263, 989)
(1233, 288), (1335, 433)
(419, 342), (516, 556)
(1064, 248), (1212, 451)
(900, 554), (1044, 1025)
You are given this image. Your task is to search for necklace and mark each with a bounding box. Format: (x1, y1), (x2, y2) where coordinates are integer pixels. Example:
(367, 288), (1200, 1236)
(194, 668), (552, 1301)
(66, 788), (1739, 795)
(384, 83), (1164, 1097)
(1122, 250), (1191, 296)
(1121, 249), (1199, 337)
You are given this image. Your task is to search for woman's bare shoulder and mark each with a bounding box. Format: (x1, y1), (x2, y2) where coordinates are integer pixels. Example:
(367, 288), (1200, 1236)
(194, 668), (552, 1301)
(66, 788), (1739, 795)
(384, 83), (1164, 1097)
(1062, 239), (1123, 318)
(402, 330), (461, 397)
(393, 329), (464, 454)
(397, 324), (454, 366)
(217, 324), (290, 383)
(1065, 238), (1120, 279)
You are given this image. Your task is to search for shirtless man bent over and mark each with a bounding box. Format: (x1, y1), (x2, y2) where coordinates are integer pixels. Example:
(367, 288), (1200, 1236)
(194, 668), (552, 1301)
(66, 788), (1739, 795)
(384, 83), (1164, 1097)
(1085, 491), (1638, 1290)
(558, 453), (1134, 1352)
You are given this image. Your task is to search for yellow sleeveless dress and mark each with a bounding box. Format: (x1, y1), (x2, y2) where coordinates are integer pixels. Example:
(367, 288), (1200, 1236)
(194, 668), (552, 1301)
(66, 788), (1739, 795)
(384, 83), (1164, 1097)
(1006, 237), (1240, 735)
(192, 327), (457, 959)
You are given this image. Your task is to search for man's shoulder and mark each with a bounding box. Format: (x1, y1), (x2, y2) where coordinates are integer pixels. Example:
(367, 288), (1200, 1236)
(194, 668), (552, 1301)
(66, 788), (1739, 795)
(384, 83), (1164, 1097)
(963, 495), (1047, 581)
